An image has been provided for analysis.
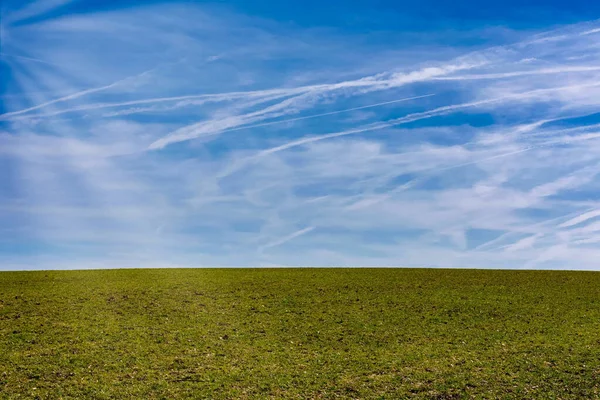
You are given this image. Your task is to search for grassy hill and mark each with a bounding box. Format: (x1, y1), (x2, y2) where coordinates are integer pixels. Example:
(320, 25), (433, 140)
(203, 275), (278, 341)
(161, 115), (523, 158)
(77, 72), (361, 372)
(1, 268), (600, 399)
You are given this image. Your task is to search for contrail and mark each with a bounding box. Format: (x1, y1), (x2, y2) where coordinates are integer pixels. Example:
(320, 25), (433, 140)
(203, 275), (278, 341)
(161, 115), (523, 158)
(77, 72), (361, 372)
(253, 98), (503, 159)
(253, 81), (600, 159)
(345, 128), (600, 216)
(473, 207), (597, 251)
(558, 209), (600, 228)
(581, 28), (600, 36)
(344, 147), (532, 212)
(347, 127), (600, 214)
(0, 70), (149, 119)
(0, 53), (63, 67)
(4, 58), (475, 122)
(0, 60), (197, 120)
(148, 93), (435, 150)
(1, 87), (303, 121)
(226, 94), (436, 129)
(216, 80), (600, 183)
(432, 66), (600, 81)
(4, 0), (75, 24)
(258, 226), (316, 252)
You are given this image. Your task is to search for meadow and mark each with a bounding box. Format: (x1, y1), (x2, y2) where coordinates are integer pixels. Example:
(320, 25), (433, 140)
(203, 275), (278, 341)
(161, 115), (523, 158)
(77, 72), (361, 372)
(1, 268), (600, 399)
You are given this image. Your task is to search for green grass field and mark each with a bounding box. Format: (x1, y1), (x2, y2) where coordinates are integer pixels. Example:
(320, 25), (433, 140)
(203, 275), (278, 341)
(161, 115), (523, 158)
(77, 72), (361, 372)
(1, 268), (600, 399)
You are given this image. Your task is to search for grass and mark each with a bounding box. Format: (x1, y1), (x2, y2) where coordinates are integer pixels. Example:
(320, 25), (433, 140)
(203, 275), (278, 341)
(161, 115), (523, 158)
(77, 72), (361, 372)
(1, 268), (600, 399)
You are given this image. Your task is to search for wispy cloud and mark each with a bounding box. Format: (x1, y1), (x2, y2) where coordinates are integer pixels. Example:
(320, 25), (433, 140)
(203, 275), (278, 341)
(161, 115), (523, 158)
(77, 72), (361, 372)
(559, 209), (600, 228)
(4, 0), (74, 24)
(147, 94), (437, 150)
(258, 226), (315, 253)
(3, 1), (600, 269)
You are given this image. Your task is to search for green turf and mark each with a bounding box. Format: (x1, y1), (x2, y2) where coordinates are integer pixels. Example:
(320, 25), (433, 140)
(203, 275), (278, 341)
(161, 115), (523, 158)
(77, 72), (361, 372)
(1, 268), (600, 399)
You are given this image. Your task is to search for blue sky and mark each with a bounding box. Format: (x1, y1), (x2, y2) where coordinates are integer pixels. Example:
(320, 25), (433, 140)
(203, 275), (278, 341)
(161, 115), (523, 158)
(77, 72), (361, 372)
(3, 0), (600, 270)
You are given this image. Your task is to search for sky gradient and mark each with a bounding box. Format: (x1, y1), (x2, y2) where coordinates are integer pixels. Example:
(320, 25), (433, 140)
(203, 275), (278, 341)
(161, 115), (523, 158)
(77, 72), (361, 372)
(3, 0), (600, 269)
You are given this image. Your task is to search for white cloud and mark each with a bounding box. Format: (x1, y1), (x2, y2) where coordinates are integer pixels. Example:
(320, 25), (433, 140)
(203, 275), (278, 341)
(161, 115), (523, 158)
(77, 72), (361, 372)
(3, 2), (600, 269)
